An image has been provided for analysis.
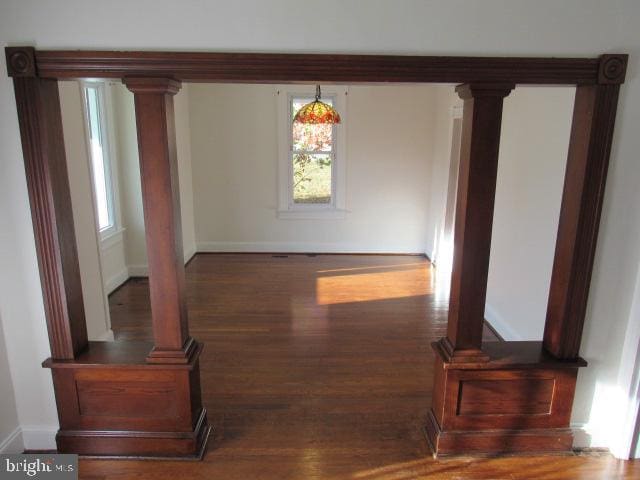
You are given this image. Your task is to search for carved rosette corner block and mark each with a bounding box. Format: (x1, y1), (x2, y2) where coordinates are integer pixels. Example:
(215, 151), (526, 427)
(598, 54), (628, 85)
(5, 47), (37, 77)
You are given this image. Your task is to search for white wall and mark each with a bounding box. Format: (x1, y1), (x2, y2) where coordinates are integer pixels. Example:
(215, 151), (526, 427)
(426, 86), (576, 336)
(0, 312), (21, 453)
(58, 80), (130, 300)
(1, 0), (639, 457)
(485, 87), (575, 340)
(426, 86), (461, 263)
(175, 85), (197, 261)
(58, 81), (196, 288)
(190, 84), (433, 253)
(0, 49), (60, 450)
(59, 81), (115, 341)
(112, 84), (147, 274)
(112, 83), (196, 274)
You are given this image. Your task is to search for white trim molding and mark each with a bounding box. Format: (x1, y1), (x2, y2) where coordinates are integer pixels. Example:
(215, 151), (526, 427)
(94, 328), (115, 342)
(572, 422), (591, 449)
(99, 227), (125, 251)
(276, 85), (348, 219)
(483, 303), (523, 341)
(184, 244), (197, 264)
(125, 249), (195, 280)
(197, 241), (425, 255)
(100, 228), (128, 294)
(79, 80), (121, 238)
(20, 425), (58, 451)
(276, 209), (348, 220)
(0, 427), (23, 454)
(127, 264), (149, 277)
(104, 267), (129, 295)
(0, 425), (61, 453)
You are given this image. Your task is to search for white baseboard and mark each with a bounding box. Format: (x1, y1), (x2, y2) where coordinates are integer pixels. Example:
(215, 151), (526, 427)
(104, 268), (129, 295)
(196, 241), (424, 254)
(127, 264), (148, 277)
(484, 303), (523, 341)
(93, 329), (115, 342)
(0, 427), (23, 454)
(127, 248), (194, 278)
(184, 244), (197, 263)
(571, 422), (592, 449)
(20, 425), (58, 451)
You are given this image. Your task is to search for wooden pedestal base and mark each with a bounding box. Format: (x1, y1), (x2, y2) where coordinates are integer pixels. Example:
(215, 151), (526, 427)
(426, 340), (586, 457)
(44, 341), (211, 459)
(424, 411), (574, 456)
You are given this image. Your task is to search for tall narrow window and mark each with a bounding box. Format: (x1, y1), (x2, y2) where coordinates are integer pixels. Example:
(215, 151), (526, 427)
(82, 82), (116, 236)
(277, 86), (347, 219)
(291, 96), (335, 205)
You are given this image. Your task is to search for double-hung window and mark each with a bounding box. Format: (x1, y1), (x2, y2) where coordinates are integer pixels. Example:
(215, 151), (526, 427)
(277, 86), (347, 219)
(81, 81), (117, 238)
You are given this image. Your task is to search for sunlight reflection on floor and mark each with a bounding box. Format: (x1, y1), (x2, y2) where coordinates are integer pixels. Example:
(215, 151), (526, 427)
(351, 457), (464, 480)
(316, 264), (432, 305)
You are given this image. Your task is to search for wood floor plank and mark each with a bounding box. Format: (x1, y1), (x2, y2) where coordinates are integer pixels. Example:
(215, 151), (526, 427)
(86, 253), (640, 479)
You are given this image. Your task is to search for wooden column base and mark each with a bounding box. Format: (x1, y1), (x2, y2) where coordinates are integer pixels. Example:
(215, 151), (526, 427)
(426, 340), (586, 457)
(424, 412), (574, 456)
(56, 409), (211, 459)
(44, 341), (212, 459)
(146, 336), (199, 364)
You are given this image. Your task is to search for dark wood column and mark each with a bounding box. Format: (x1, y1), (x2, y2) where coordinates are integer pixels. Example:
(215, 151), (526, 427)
(426, 57), (626, 457)
(7, 47), (87, 359)
(544, 58), (625, 359)
(8, 47), (210, 459)
(437, 83), (514, 363)
(426, 83), (584, 458)
(124, 77), (195, 364)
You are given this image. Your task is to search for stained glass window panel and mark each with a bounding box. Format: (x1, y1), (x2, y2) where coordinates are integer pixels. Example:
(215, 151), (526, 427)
(292, 99), (333, 152)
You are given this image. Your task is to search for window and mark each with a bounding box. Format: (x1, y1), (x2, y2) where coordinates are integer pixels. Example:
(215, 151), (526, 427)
(81, 81), (117, 237)
(291, 96), (335, 205)
(277, 86), (347, 219)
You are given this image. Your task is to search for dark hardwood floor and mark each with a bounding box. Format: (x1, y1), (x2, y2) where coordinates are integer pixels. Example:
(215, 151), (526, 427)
(79, 254), (639, 479)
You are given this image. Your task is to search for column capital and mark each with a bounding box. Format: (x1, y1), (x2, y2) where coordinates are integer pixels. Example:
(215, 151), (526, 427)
(455, 83), (514, 100)
(123, 77), (181, 95)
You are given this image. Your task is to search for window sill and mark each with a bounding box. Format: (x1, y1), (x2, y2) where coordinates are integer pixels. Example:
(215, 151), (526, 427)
(276, 209), (347, 220)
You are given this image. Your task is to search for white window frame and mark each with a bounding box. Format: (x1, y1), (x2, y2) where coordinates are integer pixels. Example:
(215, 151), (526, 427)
(79, 80), (122, 241)
(276, 85), (348, 219)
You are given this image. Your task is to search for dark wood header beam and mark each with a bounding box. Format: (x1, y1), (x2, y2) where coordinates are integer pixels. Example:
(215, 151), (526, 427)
(19, 49), (624, 85)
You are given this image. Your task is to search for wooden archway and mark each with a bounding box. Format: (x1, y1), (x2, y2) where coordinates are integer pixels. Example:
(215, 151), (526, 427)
(5, 47), (627, 458)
